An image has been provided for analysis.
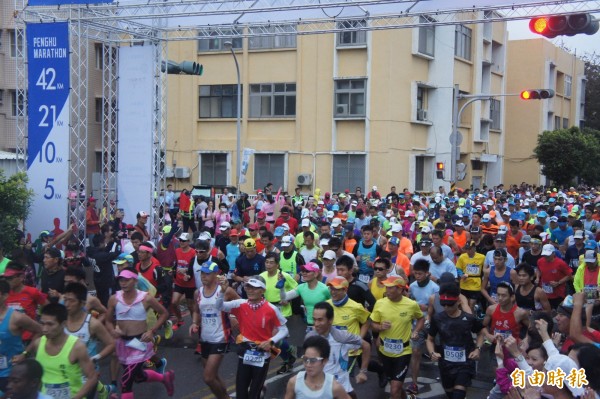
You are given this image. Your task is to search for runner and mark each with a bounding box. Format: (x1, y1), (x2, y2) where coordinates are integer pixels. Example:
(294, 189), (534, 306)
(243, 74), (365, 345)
(481, 249), (517, 305)
(537, 243), (573, 309)
(353, 225), (383, 283)
(171, 232), (196, 331)
(306, 301), (369, 399)
(105, 268), (174, 398)
(335, 255), (376, 311)
(370, 276), (424, 399)
(280, 262), (330, 327)
(217, 276), (289, 399)
(426, 283), (484, 399)
(283, 335), (350, 399)
(455, 240), (486, 310)
(514, 262), (551, 313)
(482, 282), (529, 343)
(32, 303), (98, 399)
(189, 262), (239, 399)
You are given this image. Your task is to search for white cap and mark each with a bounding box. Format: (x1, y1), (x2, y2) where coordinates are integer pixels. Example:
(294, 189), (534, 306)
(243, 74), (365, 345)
(573, 230), (585, 239)
(554, 205), (562, 211)
(404, 211), (414, 218)
(245, 278), (266, 289)
(281, 236), (293, 247)
(584, 249), (596, 262)
(351, 200), (358, 206)
(323, 250), (336, 260)
(319, 238), (330, 246)
(179, 232), (191, 241)
(541, 244), (555, 256)
(421, 226), (431, 234)
(327, 211), (334, 218)
(219, 221), (231, 230)
(331, 218), (342, 227)
(391, 223), (402, 233)
(454, 220), (464, 227)
(502, 210), (511, 216)
(482, 213), (491, 221)
(372, 186), (378, 191)
(282, 223), (291, 230)
(301, 219), (310, 227)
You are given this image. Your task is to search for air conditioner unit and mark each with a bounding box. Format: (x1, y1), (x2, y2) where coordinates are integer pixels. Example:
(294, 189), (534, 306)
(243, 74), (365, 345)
(174, 167), (191, 179)
(297, 174), (313, 186)
(336, 104), (349, 116)
(417, 109), (428, 121)
(165, 167), (175, 178)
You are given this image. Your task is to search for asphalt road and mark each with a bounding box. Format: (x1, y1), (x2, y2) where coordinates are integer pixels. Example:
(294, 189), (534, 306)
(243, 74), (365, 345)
(99, 314), (496, 398)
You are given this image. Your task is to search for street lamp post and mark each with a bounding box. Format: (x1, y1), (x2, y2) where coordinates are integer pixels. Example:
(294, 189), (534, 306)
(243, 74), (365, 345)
(224, 41), (241, 196)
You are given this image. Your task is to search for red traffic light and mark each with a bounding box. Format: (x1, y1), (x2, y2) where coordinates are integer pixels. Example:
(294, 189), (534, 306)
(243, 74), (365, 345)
(529, 14), (599, 37)
(520, 89), (555, 100)
(436, 162), (445, 171)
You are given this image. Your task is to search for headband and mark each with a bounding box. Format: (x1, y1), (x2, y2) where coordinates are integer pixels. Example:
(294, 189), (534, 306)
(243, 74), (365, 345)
(439, 294), (459, 301)
(118, 270), (139, 280)
(139, 245), (153, 253)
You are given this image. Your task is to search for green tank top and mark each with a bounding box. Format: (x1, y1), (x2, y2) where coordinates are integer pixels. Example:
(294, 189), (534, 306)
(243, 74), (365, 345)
(36, 335), (83, 398)
(280, 251), (298, 275)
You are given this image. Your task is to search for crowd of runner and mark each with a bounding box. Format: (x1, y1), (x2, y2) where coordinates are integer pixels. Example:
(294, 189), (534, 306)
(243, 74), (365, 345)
(0, 182), (599, 399)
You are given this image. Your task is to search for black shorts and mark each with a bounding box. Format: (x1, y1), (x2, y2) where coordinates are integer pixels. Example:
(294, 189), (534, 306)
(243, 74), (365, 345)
(439, 361), (476, 389)
(200, 342), (229, 359)
(173, 285), (196, 299)
(461, 289), (481, 301)
(379, 353), (411, 382)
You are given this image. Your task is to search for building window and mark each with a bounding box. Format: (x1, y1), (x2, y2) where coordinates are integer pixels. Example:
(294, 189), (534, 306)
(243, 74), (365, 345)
(198, 29), (242, 52)
(254, 154), (285, 191)
(198, 85), (242, 118)
(454, 25), (472, 61)
(415, 156), (425, 191)
(490, 99), (501, 130)
(249, 83), (296, 117)
(334, 79), (366, 117)
(200, 153), (228, 185)
(95, 98), (103, 123)
(337, 20), (367, 46)
(9, 30), (24, 58)
(416, 86), (429, 121)
(564, 74), (572, 97)
(563, 118), (569, 129)
(249, 25), (296, 49)
(95, 44), (103, 69)
(10, 90), (26, 117)
(418, 16), (435, 57)
(554, 115), (561, 130)
(332, 154), (365, 193)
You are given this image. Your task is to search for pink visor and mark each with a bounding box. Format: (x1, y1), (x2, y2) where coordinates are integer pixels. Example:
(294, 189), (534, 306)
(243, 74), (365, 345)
(138, 245), (153, 253)
(118, 270), (139, 280)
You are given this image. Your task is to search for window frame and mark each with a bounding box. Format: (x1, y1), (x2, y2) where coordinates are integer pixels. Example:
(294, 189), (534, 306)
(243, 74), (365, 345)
(9, 30), (24, 58)
(332, 154), (366, 193)
(454, 25), (472, 61)
(248, 25), (297, 50)
(334, 78), (367, 118)
(417, 16), (436, 57)
(197, 29), (243, 52)
(253, 153), (286, 191)
(249, 83), (296, 118)
(10, 90), (26, 117)
(337, 20), (367, 47)
(198, 84), (243, 119)
(564, 74), (572, 97)
(199, 152), (229, 186)
(490, 99), (501, 130)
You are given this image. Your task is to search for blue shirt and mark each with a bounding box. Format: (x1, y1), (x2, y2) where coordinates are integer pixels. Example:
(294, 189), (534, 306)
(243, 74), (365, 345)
(551, 227), (574, 245)
(409, 280), (439, 305)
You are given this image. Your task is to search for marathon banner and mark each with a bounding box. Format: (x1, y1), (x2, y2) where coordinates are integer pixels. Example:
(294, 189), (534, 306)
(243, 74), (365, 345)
(26, 22), (70, 237)
(240, 148), (254, 184)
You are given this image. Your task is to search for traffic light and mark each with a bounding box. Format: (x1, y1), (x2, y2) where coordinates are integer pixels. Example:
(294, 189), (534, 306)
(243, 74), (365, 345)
(436, 162), (445, 179)
(161, 60), (203, 75)
(529, 14), (599, 38)
(520, 89), (555, 100)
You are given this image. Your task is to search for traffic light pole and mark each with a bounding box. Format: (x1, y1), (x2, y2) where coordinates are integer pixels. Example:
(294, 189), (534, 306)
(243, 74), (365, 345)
(451, 85), (523, 187)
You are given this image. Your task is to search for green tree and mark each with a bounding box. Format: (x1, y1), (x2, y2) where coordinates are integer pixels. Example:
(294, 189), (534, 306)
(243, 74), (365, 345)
(578, 127), (600, 185)
(533, 127), (585, 186)
(584, 53), (600, 130)
(0, 171), (33, 252)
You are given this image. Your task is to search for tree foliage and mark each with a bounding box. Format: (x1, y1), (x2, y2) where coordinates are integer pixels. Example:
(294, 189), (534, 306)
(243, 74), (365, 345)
(534, 127), (600, 186)
(0, 172), (33, 253)
(584, 52), (600, 131)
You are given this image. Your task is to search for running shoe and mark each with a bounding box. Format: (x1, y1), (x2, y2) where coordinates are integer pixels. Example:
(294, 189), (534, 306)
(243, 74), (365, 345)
(407, 382), (419, 394)
(276, 362), (293, 375)
(194, 343), (202, 355)
(164, 320), (173, 340)
(164, 370), (175, 397)
(157, 358), (168, 375)
(97, 383), (109, 399)
(143, 360), (155, 369)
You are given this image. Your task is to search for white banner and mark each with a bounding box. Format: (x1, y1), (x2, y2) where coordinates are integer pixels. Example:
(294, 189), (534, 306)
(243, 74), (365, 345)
(240, 148), (254, 184)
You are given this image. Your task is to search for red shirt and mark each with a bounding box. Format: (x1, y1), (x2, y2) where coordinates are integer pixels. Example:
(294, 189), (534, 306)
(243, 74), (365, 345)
(7, 286), (47, 340)
(274, 217), (299, 235)
(561, 329), (600, 353)
(537, 257), (573, 299)
(174, 248), (196, 288)
(491, 304), (521, 341)
(136, 257), (162, 289)
(230, 301), (285, 342)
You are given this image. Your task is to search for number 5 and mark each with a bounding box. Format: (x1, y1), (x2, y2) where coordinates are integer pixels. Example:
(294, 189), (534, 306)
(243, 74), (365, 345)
(44, 178), (55, 199)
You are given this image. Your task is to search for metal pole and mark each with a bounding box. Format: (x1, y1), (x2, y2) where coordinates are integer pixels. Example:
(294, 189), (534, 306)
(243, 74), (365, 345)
(451, 84), (459, 185)
(229, 47), (242, 195)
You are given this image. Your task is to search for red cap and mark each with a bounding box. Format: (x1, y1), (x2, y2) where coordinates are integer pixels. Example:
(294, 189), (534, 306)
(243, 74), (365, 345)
(230, 229), (239, 236)
(257, 211), (266, 219)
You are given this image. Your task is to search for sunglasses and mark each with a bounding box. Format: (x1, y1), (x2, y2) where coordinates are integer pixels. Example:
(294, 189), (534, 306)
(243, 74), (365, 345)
(300, 269), (314, 273)
(440, 300), (458, 307)
(373, 267), (386, 272)
(195, 250), (207, 254)
(301, 356), (324, 365)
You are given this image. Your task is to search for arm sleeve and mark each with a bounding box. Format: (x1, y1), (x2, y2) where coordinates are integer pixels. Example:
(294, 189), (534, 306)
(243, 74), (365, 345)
(281, 287), (300, 301)
(220, 299), (246, 312)
(542, 339), (560, 357)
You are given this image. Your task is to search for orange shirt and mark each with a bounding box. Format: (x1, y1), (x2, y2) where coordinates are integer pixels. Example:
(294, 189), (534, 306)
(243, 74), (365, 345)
(344, 238), (357, 254)
(394, 252), (411, 276)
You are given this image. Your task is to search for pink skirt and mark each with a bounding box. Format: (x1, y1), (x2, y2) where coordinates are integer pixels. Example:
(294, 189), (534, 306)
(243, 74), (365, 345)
(116, 338), (155, 365)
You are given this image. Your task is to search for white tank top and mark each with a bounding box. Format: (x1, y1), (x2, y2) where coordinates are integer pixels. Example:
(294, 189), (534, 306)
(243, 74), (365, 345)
(294, 371), (334, 399)
(199, 285), (228, 343)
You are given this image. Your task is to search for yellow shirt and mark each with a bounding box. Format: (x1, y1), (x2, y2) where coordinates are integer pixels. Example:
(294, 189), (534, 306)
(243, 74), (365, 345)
(370, 297), (423, 357)
(456, 252), (486, 291)
(327, 298), (370, 355)
(369, 277), (386, 301)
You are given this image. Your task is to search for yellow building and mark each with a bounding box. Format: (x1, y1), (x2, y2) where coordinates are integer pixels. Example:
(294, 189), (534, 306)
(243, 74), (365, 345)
(504, 38), (585, 186)
(167, 15), (508, 194)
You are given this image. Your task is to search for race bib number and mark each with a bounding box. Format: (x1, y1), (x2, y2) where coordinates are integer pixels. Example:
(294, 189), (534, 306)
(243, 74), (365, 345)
(466, 265), (480, 275)
(202, 312), (218, 326)
(583, 285), (599, 303)
(45, 382), (70, 399)
(443, 346), (466, 362)
(243, 350), (266, 367)
(383, 338), (404, 355)
(542, 283), (554, 294)
(0, 356), (7, 369)
(494, 329), (512, 340)
(358, 274), (371, 284)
